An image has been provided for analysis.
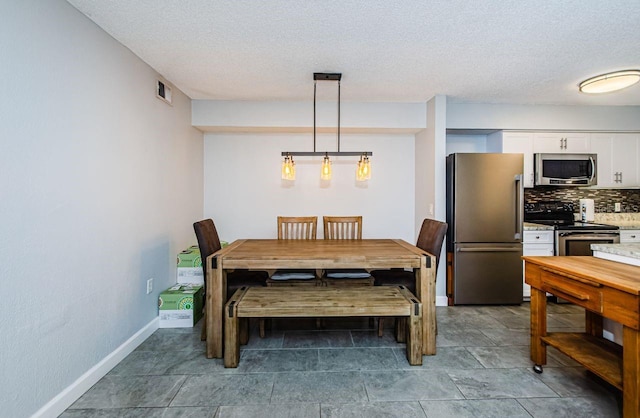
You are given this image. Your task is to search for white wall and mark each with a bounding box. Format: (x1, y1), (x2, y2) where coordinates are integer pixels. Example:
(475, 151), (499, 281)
(0, 2), (203, 416)
(204, 132), (415, 242)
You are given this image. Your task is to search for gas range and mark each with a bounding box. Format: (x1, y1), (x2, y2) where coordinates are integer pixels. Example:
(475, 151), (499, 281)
(524, 201), (619, 231)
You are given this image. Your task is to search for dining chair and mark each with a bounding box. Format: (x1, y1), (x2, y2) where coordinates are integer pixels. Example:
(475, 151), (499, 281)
(193, 218), (268, 340)
(267, 216), (320, 286)
(372, 217), (448, 336)
(261, 216), (321, 336)
(322, 216), (374, 286)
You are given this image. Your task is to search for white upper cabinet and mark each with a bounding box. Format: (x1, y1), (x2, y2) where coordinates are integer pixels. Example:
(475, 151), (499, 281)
(590, 133), (640, 188)
(533, 132), (591, 153)
(487, 131), (535, 187)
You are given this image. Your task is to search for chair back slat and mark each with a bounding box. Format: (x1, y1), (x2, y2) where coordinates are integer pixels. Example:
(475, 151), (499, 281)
(323, 216), (362, 240)
(277, 216), (318, 240)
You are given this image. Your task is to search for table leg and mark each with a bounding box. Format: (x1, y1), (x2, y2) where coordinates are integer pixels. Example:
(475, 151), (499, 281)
(530, 288), (547, 367)
(585, 311), (603, 338)
(623, 326), (640, 418)
(418, 254), (436, 355)
(206, 259), (224, 359)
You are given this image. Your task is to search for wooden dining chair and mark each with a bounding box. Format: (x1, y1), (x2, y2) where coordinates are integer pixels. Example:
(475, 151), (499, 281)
(321, 216), (374, 286)
(323, 215), (363, 239)
(372, 218), (448, 336)
(267, 216), (320, 286)
(193, 218), (268, 340)
(263, 216), (321, 336)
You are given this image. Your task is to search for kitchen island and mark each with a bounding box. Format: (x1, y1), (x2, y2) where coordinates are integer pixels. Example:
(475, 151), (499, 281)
(523, 255), (640, 418)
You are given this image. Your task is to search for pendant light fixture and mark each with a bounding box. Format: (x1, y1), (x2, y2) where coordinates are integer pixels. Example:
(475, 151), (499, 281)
(281, 73), (372, 181)
(281, 153), (295, 180)
(579, 70), (640, 94)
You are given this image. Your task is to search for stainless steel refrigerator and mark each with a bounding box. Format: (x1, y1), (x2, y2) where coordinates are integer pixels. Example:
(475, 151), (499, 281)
(446, 153), (524, 305)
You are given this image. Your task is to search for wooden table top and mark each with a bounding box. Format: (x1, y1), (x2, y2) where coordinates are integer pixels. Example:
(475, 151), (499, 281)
(217, 239), (429, 269)
(523, 256), (640, 295)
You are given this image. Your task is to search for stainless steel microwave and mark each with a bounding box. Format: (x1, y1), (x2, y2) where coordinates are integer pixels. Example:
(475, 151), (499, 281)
(534, 153), (597, 186)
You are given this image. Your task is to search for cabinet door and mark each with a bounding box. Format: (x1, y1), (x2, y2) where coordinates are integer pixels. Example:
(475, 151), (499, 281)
(590, 134), (615, 187)
(591, 133), (639, 187)
(487, 132), (535, 187)
(533, 132), (591, 153)
(613, 134), (639, 187)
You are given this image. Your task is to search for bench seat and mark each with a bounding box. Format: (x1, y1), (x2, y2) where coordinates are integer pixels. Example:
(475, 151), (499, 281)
(224, 285), (422, 367)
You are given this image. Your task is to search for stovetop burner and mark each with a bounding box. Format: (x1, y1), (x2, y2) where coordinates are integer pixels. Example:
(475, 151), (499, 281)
(524, 201), (619, 231)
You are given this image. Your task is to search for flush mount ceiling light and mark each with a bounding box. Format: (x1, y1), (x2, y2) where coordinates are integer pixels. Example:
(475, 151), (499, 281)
(579, 70), (640, 94)
(281, 73), (372, 181)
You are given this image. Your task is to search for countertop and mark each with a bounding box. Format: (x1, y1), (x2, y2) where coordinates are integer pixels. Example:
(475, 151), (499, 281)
(523, 222), (554, 231)
(591, 243), (640, 260)
(594, 214), (640, 230)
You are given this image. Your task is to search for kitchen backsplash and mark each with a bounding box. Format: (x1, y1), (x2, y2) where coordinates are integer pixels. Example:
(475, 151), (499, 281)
(525, 188), (640, 213)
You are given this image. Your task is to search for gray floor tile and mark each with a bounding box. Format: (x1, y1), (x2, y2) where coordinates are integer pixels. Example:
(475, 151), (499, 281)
(479, 328), (530, 346)
(322, 401), (427, 417)
(242, 329), (284, 349)
(283, 330), (354, 348)
(420, 399), (531, 418)
(394, 346), (484, 370)
(448, 369), (558, 399)
(69, 375), (188, 409)
(362, 370), (464, 401)
(518, 396), (621, 417)
(436, 312), (506, 330)
(107, 351), (159, 376)
(216, 403), (320, 418)
(136, 331), (203, 353)
(271, 371), (367, 403)
(466, 345), (565, 368)
(548, 313), (586, 328)
(150, 350), (239, 375)
(318, 347), (399, 371)
(170, 374), (274, 406)
(435, 328), (496, 347)
(237, 349), (319, 372)
(61, 407), (217, 418)
(350, 329), (405, 348)
(531, 366), (619, 398)
(62, 303), (620, 417)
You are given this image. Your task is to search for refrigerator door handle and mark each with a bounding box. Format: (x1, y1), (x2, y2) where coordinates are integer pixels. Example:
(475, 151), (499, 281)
(457, 247), (522, 252)
(514, 174), (523, 240)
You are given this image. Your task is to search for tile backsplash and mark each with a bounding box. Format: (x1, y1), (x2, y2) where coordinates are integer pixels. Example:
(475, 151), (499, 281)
(525, 188), (640, 213)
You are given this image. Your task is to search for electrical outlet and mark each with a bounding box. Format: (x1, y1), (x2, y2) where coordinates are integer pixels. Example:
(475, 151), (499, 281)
(146, 278), (153, 294)
(615, 202), (621, 212)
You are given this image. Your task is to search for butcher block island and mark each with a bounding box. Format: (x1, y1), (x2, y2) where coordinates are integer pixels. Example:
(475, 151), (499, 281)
(523, 255), (640, 418)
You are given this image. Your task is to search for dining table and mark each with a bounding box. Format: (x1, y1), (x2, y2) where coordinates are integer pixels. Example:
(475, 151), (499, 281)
(204, 238), (436, 359)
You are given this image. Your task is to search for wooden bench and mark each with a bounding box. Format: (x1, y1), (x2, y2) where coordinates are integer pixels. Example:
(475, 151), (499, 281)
(224, 285), (423, 367)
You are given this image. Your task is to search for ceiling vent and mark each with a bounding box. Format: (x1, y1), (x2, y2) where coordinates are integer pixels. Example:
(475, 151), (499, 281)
(156, 80), (172, 105)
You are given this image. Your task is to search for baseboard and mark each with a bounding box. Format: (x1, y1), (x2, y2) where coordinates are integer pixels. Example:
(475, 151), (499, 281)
(32, 317), (159, 418)
(436, 295), (448, 306)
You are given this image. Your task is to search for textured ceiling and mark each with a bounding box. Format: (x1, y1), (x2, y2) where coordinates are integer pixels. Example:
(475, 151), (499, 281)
(66, 0), (640, 106)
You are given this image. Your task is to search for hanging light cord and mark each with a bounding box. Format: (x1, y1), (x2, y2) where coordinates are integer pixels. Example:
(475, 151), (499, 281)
(313, 79), (317, 152)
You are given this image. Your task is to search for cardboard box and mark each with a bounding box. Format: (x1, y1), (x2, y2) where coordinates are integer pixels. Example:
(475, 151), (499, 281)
(177, 246), (204, 284)
(158, 284), (204, 328)
(177, 246), (202, 267)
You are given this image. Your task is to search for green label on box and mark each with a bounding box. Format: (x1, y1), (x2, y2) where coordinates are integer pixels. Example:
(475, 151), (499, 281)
(177, 247), (202, 267)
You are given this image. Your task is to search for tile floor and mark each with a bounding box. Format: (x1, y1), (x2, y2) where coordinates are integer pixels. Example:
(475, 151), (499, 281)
(61, 302), (622, 417)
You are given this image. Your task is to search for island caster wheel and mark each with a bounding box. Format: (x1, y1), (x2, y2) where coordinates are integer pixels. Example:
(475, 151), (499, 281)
(533, 364), (543, 374)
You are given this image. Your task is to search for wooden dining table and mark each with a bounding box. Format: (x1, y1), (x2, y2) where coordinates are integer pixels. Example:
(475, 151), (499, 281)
(204, 238), (436, 359)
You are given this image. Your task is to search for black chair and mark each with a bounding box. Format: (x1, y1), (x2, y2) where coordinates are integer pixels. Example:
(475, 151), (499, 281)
(372, 218), (448, 336)
(193, 219), (268, 339)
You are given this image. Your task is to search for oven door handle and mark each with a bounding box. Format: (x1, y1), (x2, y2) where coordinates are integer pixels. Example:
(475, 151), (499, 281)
(558, 232), (619, 238)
